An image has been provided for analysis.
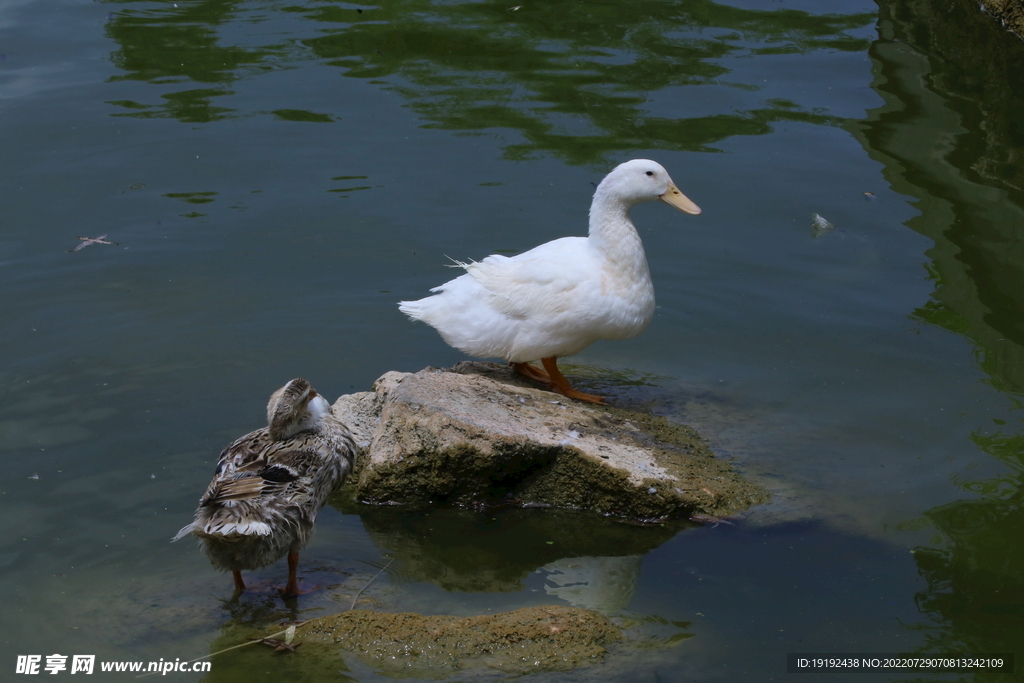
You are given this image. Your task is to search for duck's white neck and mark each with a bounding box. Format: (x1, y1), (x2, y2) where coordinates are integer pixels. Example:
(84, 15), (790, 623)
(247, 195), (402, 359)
(271, 395), (331, 439)
(306, 395), (330, 424)
(587, 193), (648, 274)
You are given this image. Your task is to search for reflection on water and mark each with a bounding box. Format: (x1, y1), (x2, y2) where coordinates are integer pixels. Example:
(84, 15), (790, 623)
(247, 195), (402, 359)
(349, 505), (683, 594)
(911, 468), (1024, 673)
(853, 0), (1024, 670)
(104, 0), (270, 122)
(856, 0), (1024, 391)
(541, 555), (641, 614)
(102, 0), (867, 162)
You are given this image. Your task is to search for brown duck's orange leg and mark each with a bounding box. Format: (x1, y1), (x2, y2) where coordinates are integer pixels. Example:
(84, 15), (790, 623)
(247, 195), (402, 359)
(279, 551), (321, 597)
(511, 361), (552, 384)
(280, 551), (303, 597)
(541, 357), (606, 405)
(232, 570), (245, 593)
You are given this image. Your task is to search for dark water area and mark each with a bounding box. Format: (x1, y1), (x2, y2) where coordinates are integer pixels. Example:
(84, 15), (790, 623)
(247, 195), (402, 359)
(2, 0), (1024, 680)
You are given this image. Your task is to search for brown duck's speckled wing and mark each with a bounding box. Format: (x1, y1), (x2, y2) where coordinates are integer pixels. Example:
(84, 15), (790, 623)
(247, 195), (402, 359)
(197, 428), (270, 507)
(199, 428), (339, 507)
(199, 428), (322, 509)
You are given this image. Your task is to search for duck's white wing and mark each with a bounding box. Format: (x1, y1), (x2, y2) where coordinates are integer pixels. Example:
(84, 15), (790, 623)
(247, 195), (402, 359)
(400, 236), (607, 361)
(464, 237), (593, 320)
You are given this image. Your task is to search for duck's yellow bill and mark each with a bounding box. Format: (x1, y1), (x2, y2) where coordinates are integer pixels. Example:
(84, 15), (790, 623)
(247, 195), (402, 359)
(660, 183), (701, 215)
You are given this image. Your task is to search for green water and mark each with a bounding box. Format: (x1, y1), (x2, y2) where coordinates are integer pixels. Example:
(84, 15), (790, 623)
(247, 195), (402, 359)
(2, 0), (1023, 680)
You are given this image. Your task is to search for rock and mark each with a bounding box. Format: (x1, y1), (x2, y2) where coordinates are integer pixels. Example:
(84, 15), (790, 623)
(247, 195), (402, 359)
(977, 0), (1024, 40)
(332, 362), (767, 522)
(300, 605), (621, 676)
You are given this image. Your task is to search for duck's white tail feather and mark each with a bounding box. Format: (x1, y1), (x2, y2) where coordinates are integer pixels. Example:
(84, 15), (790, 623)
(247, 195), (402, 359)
(398, 299), (426, 321)
(171, 524), (194, 542)
(399, 272), (516, 358)
(199, 520), (274, 538)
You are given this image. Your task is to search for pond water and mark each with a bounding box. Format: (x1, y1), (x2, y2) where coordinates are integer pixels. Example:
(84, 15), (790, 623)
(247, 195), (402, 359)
(2, 0), (1023, 680)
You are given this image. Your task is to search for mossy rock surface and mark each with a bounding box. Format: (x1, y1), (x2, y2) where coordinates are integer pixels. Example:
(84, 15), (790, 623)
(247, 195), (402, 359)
(978, 0), (1024, 39)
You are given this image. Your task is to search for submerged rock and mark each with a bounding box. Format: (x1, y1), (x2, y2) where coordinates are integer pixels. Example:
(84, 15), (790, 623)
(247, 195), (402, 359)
(332, 362), (767, 521)
(301, 605), (621, 675)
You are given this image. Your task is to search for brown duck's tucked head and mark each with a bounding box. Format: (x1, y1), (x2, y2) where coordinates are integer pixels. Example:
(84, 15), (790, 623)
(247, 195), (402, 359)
(266, 378), (329, 440)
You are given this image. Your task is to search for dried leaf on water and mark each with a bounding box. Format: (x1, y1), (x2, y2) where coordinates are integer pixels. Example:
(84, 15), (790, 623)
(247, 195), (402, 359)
(68, 235), (119, 252)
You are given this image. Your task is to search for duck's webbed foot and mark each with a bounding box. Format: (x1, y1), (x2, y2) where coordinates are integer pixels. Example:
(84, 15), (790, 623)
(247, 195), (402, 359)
(511, 361), (552, 384)
(541, 357), (607, 405)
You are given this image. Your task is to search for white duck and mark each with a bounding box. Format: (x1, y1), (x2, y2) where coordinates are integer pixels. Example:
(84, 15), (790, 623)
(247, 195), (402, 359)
(399, 159), (700, 404)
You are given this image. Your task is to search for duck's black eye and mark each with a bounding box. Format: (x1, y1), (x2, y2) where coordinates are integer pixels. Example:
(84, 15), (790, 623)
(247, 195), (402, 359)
(646, 171), (654, 176)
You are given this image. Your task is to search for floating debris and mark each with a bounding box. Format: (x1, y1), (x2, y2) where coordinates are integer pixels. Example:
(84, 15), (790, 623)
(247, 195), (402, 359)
(259, 638), (300, 653)
(69, 235), (118, 252)
(28, 473), (39, 480)
(862, 191), (876, 201)
(810, 213), (836, 237)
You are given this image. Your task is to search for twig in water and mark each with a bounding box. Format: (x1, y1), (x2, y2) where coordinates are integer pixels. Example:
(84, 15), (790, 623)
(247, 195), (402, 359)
(350, 557), (393, 610)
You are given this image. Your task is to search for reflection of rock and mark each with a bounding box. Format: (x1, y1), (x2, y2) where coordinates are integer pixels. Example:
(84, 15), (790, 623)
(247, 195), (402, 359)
(343, 505), (683, 593)
(333, 362), (767, 522)
(542, 555), (642, 613)
(301, 605), (621, 677)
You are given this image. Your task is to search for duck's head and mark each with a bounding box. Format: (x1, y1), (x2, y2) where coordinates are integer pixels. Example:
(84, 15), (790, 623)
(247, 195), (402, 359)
(266, 378), (331, 440)
(600, 159), (701, 215)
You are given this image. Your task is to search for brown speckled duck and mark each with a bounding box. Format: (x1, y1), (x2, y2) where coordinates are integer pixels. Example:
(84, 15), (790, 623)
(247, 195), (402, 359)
(173, 378), (355, 596)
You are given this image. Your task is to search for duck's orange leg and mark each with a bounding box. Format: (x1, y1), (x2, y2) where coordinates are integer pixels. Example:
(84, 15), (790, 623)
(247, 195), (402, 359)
(540, 357), (606, 405)
(278, 551), (320, 597)
(280, 551), (302, 597)
(511, 361), (552, 384)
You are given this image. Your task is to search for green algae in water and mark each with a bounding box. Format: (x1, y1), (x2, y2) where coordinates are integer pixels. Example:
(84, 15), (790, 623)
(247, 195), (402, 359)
(301, 606), (621, 676)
